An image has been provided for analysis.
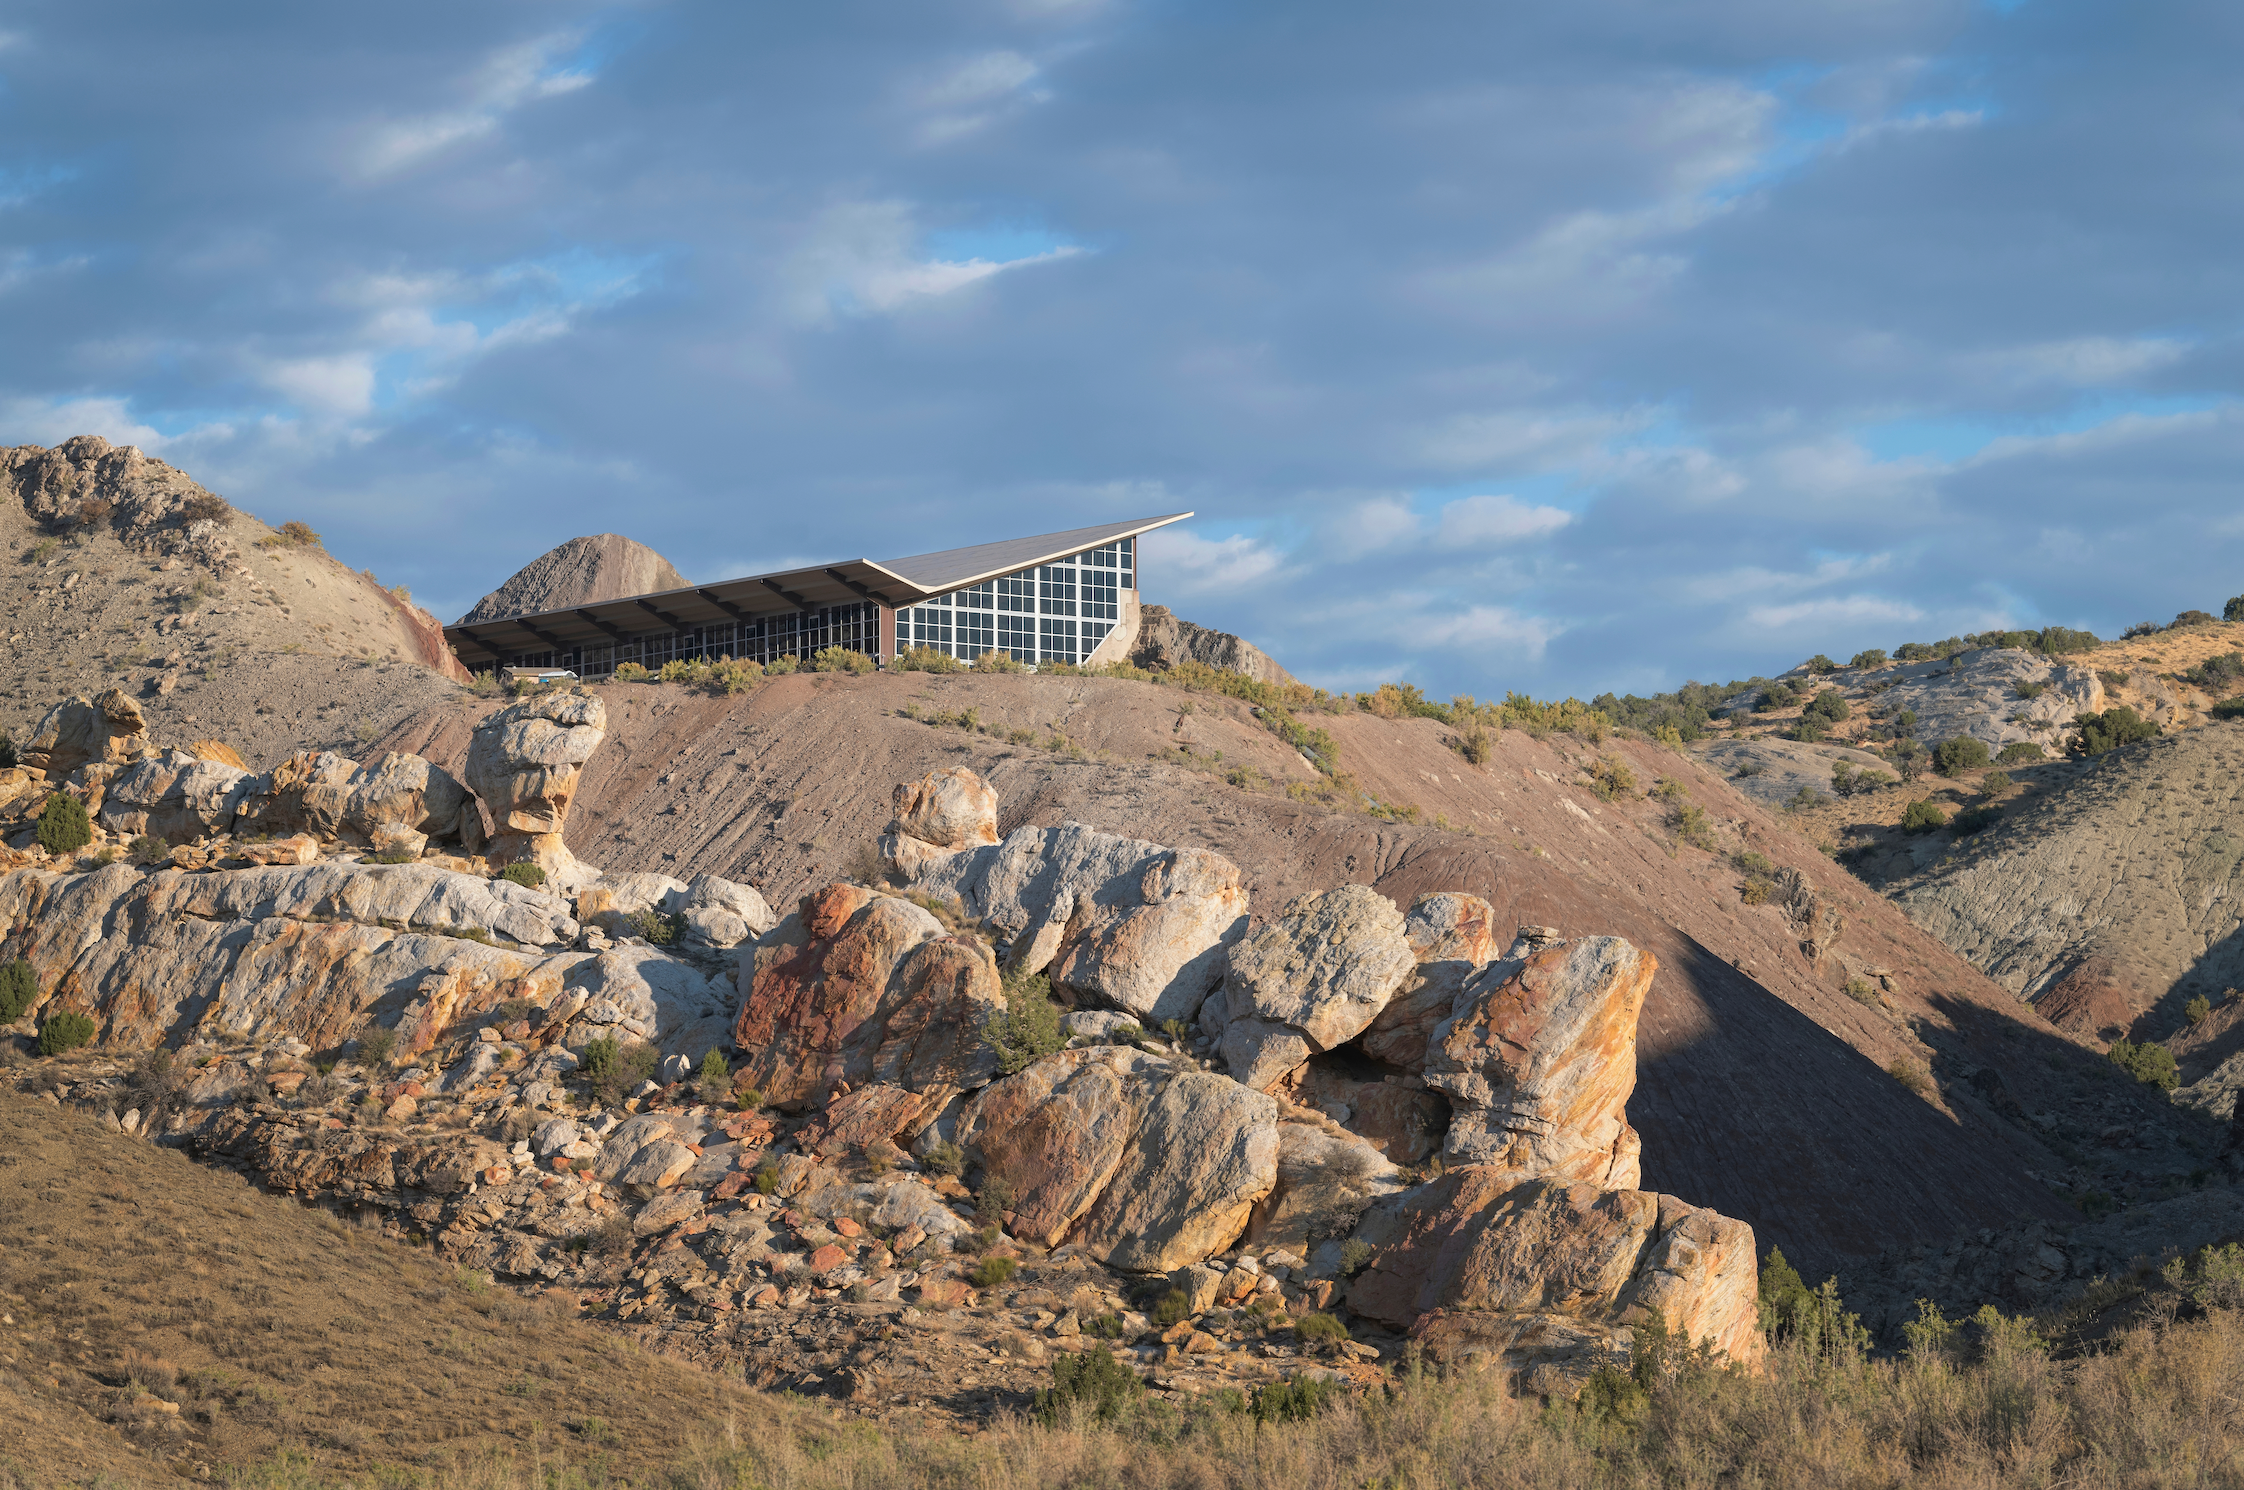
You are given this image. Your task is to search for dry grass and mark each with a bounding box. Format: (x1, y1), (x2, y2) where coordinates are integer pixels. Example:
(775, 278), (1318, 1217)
(0, 1088), (770, 1487)
(185, 1308), (2244, 1489)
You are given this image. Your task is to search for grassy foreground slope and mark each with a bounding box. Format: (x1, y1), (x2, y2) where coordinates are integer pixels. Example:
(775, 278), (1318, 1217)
(0, 1086), (766, 1487)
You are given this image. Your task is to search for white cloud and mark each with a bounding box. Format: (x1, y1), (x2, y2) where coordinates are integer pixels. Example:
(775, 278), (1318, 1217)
(783, 201), (1081, 321)
(354, 33), (594, 177)
(1436, 493), (1571, 545)
(1410, 407), (1642, 472)
(1962, 336), (2190, 389)
(1140, 529), (1285, 594)
(262, 354), (377, 417)
(0, 395), (171, 451)
(1416, 603), (1565, 659)
(1330, 498), (1420, 552)
(915, 50), (1050, 145)
(1741, 595), (1923, 631)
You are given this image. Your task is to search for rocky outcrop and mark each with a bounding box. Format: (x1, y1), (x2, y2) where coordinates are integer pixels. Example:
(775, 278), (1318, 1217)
(464, 692), (606, 889)
(1218, 886), (1418, 1089)
(0, 858), (744, 1062)
(1871, 647), (2102, 752)
(959, 1046), (1281, 1271)
(98, 749), (255, 843)
(731, 883), (1004, 1114)
(1347, 1174), (1762, 1390)
(1128, 606), (1300, 690)
(1248, 1112), (1407, 1262)
(460, 534), (689, 625)
(1424, 936), (1650, 1188)
(20, 690), (154, 780)
(1360, 892), (1503, 1072)
(893, 788), (1250, 1025)
(880, 767), (1001, 877)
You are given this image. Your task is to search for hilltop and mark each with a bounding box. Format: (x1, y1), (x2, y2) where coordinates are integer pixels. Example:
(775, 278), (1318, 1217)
(1, 438), (468, 770)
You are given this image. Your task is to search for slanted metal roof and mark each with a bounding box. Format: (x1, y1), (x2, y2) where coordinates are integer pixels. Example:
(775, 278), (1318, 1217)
(443, 512), (1192, 667)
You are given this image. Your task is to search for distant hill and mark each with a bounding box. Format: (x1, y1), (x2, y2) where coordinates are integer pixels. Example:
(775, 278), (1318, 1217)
(461, 533), (689, 624)
(1, 436), (467, 769)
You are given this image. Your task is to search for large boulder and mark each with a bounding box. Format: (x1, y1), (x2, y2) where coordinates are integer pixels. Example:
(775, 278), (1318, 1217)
(461, 533), (689, 625)
(731, 884), (1003, 1111)
(463, 692), (606, 889)
(899, 818), (1249, 1026)
(1218, 885), (1417, 1090)
(233, 750), (472, 849)
(1362, 893), (1504, 1072)
(99, 749), (255, 843)
(20, 690), (153, 779)
(1346, 1172), (1764, 1382)
(881, 767), (1000, 876)
(958, 1049), (1281, 1270)
(562, 943), (736, 1062)
(1246, 1111), (1407, 1261)
(1425, 935), (1651, 1189)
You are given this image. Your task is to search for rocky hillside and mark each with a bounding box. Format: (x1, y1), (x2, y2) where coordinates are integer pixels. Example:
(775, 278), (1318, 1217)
(1876, 723), (2244, 1038)
(461, 532), (690, 625)
(361, 666), (2226, 1277)
(2, 437), (470, 769)
(0, 1084), (782, 1482)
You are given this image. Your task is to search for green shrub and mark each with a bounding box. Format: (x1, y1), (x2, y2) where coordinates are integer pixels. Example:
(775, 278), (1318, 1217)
(2175, 609), (2219, 629)
(924, 1141), (966, 1177)
(987, 969), (1066, 1074)
(1887, 1058), (1931, 1094)
(1804, 688), (1849, 723)
(1754, 684), (1798, 713)
(36, 793), (92, 856)
(2073, 706), (2159, 756)
(896, 645), (964, 674)
(1803, 655), (1838, 675)
(1294, 1311), (1349, 1347)
(753, 1162), (780, 1196)
(765, 653), (800, 675)
(811, 646), (874, 675)
(1085, 1312), (1124, 1339)
(1789, 716), (1828, 743)
(1151, 1289), (1192, 1328)
(355, 1023), (397, 1066)
(1997, 741), (2045, 764)
(1932, 736), (1991, 775)
(972, 650), (1027, 673)
(2014, 680), (2046, 700)
(0, 733), (15, 770)
(2227, 595), (2244, 624)
(0, 959), (36, 1023)
(1034, 1346), (1145, 1426)
(2182, 652), (2244, 693)
(1672, 803), (1717, 852)
(2037, 626), (2100, 655)
(968, 1256), (1018, 1288)
(1586, 756), (1636, 801)
(698, 1048), (729, 1090)
(581, 1035), (620, 1085)
(1251, 1374), (1341, 1423)
(1849, 649), (1888, 669)
(1951, 805), (2003, 836)
(1732, 849), (1774, 877)
(1783, 784), (1819, 814)
(629, 906), (682, 944)
(128, 834), (170, 866)
(2216, 698), (2244, 721)
(1981, 770), (2012, 796)
(2107, 1038), (2178, 1091)
(38, 1008), (95, 1056)
(612, 662), (652, 682)
(1339, 1239), (1375, 1276)
(1901, 799), (1949, 834)
(1830, 760), (1888, 798)
(498, 862), (546, 890)
(2185, 995), (2212, 1025)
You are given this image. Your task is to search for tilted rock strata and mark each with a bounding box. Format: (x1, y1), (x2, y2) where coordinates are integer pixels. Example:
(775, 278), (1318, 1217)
(1425, 935), (1650, 1189)
(460, 533), (690, 626)
(0, 860), (735, 1061)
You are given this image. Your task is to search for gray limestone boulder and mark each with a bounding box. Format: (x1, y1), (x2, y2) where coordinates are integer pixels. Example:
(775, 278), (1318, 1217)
(1218, 885), (1416, 1090)
(99, 749), (255, 843)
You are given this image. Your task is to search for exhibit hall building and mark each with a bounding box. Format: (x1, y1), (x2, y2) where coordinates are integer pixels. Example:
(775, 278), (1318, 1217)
(442, 513), (1191, 679)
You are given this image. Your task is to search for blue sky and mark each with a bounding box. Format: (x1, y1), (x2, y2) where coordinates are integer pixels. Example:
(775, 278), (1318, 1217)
(4, 0), (2242, 701)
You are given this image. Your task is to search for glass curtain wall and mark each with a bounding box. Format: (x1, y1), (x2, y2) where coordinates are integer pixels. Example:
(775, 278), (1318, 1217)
(898, 537), (1132, 667)
(505, 601), (881, 678)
